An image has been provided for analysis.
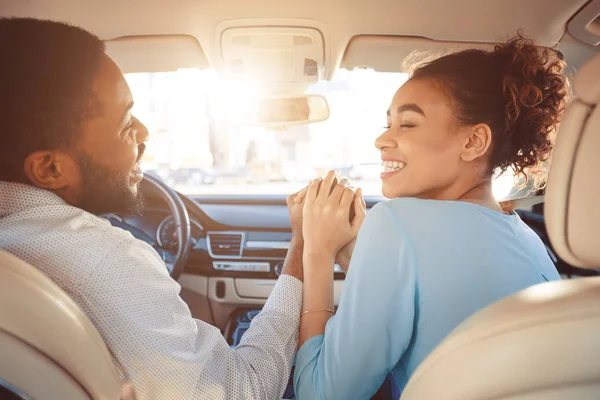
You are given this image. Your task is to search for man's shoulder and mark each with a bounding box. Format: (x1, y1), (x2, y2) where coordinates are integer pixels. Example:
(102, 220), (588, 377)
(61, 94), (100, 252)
(41, 204), (141, 249)
(2, 204), (161, 284)
(53, 209), (159, 263)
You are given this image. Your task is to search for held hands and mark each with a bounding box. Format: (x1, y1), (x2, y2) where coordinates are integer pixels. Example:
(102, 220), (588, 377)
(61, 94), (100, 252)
(286, 189), (306, 242)
(299, 170), (366, 258)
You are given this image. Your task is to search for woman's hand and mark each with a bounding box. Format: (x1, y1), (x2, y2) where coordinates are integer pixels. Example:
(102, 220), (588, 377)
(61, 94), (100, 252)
(298, 171), (365, 347)
(302, 171), (365, 259)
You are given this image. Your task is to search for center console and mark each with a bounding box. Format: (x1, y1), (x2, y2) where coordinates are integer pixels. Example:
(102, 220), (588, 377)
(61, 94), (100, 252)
(225, 308), (398, 400)
(226, 308), (296, 399)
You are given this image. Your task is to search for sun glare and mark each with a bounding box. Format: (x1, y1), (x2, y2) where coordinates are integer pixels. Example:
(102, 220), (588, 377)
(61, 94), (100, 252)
(126, 68), (520, 197)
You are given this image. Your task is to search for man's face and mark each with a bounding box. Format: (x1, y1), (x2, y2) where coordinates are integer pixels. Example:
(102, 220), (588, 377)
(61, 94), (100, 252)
(69, 53), (149, 215)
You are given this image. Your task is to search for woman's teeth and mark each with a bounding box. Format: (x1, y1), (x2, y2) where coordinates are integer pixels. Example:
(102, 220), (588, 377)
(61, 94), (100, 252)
(382, 160), (406, 173)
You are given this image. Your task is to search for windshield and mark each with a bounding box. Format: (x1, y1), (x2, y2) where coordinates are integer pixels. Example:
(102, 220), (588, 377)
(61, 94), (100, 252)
(126, 69), (517, 200)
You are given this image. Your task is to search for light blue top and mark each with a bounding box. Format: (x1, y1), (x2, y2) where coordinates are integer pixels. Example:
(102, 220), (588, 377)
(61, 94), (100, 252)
(294, 198), (559, 400)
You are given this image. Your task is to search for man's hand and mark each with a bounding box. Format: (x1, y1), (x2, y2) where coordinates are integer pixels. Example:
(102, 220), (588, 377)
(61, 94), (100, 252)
(335, 239), (356, 274)
(334, 188), (366, 274)
(286, 187), (308, 242)
(282, 188), (309, 282)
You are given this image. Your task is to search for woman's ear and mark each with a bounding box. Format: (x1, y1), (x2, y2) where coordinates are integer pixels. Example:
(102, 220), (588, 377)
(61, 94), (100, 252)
(461, 123), (492, 163)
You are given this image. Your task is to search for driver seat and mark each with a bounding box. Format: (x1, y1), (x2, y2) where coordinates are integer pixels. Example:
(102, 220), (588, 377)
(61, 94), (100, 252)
(401, 53), (600, 399)
(0, 250), (129, 399)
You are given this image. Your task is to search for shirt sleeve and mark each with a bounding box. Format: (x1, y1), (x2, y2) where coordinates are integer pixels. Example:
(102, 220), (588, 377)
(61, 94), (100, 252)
(79, 238), (302, 400)
(294, 202), (418, 400)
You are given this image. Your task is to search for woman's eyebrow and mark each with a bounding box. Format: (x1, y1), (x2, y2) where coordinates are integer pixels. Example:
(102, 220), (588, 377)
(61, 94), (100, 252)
(387, 103), (426, 117)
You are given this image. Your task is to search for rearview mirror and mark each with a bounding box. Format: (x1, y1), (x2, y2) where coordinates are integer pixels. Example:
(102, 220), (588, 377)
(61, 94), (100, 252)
(233, 95), (330, 127)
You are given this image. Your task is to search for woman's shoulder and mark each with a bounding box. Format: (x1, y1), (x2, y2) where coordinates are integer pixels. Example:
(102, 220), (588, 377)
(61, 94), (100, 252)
(372, 197), (452, 220)
(370, 198), (509, 235)
(363, 198), (438, 235)
(376, 197), (511, 219)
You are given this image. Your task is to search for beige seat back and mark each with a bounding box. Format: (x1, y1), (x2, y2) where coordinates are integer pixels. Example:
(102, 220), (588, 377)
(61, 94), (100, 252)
(0, 251), (121, 400)
(401, 52), (600, 400)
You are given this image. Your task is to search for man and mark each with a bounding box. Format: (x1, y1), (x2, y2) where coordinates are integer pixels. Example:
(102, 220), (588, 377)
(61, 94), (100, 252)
(0, 18), (305, 399)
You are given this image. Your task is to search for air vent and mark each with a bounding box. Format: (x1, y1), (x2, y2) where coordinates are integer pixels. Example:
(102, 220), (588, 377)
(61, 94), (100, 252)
(207, 232), (244, 258)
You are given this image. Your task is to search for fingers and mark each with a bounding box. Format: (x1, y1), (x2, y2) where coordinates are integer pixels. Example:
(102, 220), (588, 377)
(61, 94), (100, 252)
(340, 186), (355, 211)
(305, 178), (322, 204)
(293, 187), (309, 204)
(351, 188), (367, 232)
(303, 171), (352, 205)
(286, 193), (297, 207)
(357, 187), (366, 209)
(329, 177), (350, 203)
(316, 170), (338, 203)
(302, 178), (362, 255)
(352, 210), (366, 233)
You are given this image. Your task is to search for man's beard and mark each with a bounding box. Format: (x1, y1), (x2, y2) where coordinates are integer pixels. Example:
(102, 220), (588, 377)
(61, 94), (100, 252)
(76, 154), (145, 216)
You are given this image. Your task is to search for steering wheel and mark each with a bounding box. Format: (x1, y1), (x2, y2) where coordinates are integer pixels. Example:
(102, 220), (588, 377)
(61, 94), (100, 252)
(143, 173), (191, 280)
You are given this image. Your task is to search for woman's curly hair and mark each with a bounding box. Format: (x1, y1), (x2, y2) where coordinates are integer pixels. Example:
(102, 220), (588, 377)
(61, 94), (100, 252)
(408, 32), (570, 190)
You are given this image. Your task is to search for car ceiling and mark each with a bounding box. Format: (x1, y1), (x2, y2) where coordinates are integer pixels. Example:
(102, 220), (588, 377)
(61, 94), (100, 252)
(1, 0), (598, 77)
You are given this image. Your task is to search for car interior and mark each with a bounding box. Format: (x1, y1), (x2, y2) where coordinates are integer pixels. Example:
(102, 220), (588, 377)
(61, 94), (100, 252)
(1, 0), (600, 399)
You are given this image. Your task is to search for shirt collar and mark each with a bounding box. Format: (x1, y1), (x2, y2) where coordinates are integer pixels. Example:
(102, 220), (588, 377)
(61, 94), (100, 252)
(0, 181), (68, 217)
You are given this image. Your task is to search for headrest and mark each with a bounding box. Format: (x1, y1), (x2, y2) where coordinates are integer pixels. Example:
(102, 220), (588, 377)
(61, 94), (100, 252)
(546, 53), (600, 269)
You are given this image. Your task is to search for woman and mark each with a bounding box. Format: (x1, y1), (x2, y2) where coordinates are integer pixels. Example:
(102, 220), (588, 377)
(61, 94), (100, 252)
(293, 35), (569, 399)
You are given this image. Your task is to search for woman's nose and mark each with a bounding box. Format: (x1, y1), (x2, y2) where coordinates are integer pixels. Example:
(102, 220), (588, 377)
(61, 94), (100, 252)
(375, 129), (397, 151)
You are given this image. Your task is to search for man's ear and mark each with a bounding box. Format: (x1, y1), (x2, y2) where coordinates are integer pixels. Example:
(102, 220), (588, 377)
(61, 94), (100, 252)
(23, 150), (76, 191)
(461, 123), (493, 163)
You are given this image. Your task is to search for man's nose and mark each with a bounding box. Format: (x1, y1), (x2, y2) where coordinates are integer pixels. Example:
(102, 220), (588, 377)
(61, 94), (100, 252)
(133, 116), (149, 144)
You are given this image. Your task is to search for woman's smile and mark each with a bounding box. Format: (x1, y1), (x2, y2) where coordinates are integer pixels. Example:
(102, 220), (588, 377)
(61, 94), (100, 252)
(380, 160), (407, 179)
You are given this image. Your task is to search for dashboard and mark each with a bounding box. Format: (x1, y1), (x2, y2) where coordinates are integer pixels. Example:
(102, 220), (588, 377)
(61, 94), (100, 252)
(107, 183), (370, 281)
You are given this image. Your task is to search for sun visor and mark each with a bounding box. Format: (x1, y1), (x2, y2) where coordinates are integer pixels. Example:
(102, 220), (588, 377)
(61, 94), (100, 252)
(104, 35), (209, 73)
(567, 0), (600, 46)
(341, 35), (497, 73)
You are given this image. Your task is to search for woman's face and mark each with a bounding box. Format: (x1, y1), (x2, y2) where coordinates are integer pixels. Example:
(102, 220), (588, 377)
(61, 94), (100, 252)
(375, 78), (471, 199)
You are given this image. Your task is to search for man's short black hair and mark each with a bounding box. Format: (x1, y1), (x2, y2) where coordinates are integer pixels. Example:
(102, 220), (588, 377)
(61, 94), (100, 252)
(0, 18), (106, 181)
